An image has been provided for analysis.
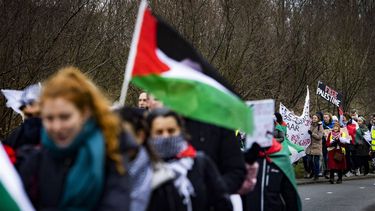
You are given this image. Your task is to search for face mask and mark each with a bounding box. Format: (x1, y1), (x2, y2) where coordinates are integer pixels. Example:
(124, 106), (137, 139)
(149, 135), (187, 159)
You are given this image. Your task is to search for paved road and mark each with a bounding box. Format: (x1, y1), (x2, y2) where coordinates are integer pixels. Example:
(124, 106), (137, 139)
(298, 178), (375, 211)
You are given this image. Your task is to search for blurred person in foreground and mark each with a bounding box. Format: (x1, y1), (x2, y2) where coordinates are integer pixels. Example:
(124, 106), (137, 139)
(148, 95), (164, 110)
(2, 84), (42, 159)
(243, 137), (301, 211)
(17, 67), (130, 210)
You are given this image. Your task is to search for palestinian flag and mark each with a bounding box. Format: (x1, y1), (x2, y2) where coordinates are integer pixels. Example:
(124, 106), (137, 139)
(0, 144), (34, 211)
(122, 1), (253, 133)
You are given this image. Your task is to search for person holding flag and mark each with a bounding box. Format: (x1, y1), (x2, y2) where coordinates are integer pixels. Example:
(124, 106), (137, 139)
(242, 139), (301, 211)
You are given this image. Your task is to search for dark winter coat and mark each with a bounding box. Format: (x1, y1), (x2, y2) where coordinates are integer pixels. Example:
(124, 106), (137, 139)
(243, 157), (298, 211)
(17, 148), (130, 211)
(17, 132), (135, 211)
(354, 127), (370, 157)
(189, 152), (232, 211)
(147, 152), (232, 211)
(2, 117), (42, 149)
(184, 118), (246, 194)
(147, 178), (186, 211)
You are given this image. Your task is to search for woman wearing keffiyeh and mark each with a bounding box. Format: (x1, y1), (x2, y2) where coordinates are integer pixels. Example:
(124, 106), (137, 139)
(326, 122), (350, 184)
(146, 108), (232, 211)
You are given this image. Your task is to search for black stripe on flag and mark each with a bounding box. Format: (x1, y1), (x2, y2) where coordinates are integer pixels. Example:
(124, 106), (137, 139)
(155, 15), (240, 97)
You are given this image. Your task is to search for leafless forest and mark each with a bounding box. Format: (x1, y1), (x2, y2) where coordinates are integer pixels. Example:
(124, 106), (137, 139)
(1, 0), (374, 138)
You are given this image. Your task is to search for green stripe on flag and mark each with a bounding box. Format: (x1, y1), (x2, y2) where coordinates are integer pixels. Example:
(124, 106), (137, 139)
(133, 75), (253, 133)
(0, 181), (21, 211)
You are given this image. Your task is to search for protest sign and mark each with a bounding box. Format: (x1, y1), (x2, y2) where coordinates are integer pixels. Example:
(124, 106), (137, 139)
(316, 81), (343, 107)
(245, 99), (275, 149)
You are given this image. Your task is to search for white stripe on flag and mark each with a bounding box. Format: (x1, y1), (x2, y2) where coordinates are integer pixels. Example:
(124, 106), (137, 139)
(156, 49), (232, 95)
(288, 145), (305, 163)
(0, 144), (35, 211)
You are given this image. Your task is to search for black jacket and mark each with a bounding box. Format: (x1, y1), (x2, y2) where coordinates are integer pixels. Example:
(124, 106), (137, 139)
(243, 157), (298, 211)
(3, 117), (42, 149)
(17, 148), (130, 211)
(16, 132), (135, 211)
(147, 152), (232, 211)
(184, 118), (246, 193)
(147, 178), (186, 211)
(189, 152), (232, 211)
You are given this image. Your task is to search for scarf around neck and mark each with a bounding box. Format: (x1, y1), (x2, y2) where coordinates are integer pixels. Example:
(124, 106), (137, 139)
(41, 119), (105, 211)
(149, 135), (196, 211)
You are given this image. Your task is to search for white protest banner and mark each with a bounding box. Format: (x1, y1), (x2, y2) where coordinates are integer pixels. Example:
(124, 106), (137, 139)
(279, 87), (311, 162)
(245, 99), (274, 149)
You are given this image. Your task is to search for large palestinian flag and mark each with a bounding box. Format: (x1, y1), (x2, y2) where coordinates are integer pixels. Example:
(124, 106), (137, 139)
(0, 144), (34, 211)
(122, 1), (253, 133)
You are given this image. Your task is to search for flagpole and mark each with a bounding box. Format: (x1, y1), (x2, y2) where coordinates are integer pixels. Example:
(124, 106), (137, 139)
(119, 0), (148, 106)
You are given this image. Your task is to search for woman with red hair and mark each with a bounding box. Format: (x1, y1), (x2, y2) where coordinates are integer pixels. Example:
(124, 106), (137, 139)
(18, 67), (129, 210)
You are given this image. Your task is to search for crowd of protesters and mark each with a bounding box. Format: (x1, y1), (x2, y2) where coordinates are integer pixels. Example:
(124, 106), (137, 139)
(302, 110), (375, 184)
(1, 66), (302, 211)
(2, 66), (375, 210)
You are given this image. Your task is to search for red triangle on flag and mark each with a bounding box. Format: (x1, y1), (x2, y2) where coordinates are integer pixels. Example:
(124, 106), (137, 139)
(132, 8), (169, 77)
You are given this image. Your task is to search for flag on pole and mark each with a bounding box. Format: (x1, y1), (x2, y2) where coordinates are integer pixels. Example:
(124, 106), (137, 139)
(0, 144), (34, 211)
(120, 0), (253, 133)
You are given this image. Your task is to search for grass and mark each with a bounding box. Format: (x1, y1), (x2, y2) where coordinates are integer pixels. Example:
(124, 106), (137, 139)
(293, 160), (305, 179)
